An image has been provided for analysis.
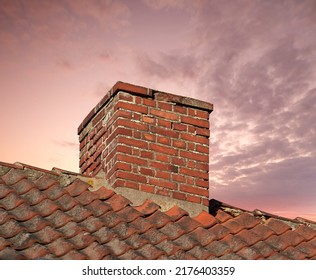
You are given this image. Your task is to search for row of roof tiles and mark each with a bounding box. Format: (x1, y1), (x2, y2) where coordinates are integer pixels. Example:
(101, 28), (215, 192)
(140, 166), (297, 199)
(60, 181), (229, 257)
(0, 161), (316, 260)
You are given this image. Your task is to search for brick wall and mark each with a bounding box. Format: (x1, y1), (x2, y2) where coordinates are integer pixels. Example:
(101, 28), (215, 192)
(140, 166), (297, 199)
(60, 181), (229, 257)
(78, 82), (213, 207)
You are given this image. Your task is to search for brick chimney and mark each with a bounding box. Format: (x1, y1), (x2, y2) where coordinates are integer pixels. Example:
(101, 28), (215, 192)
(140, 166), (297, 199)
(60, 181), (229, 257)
(78, 82), (213, 213)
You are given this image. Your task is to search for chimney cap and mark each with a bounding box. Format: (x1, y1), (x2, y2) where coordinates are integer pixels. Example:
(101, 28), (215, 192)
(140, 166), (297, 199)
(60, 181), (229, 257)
(78, 81), (213, 135)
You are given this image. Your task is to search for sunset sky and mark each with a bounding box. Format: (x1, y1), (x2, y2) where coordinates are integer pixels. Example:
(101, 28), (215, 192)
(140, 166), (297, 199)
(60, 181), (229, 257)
(1, 0), (315, 220)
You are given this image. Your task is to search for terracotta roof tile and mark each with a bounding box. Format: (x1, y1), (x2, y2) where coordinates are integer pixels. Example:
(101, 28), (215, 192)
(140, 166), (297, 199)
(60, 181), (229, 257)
(295, 241), (316, 258)
(58, 221), (84, 238)
(294, 225), (316, 240)
(141, 228), (168, 245)
(159, 222), (186, 240)
(92, 187), (115, 200)
(80, 241), (110, 259)
(165, 206), (188, 221)
(20, 243), (50, 259)
(283, 246), (307, 260)
(1, 161), (316, 260)
(218, 252), (245, 260)
(213, 209), (232, 223)
(265, 218), (292, 235)
(61, 250), (88, 260)
(20, 215), (50, 232)
(105, 237), (131, 256)
(193, 211), (217, 228)
(0, 247), (26, 260)
(1, 169), (27, 185)
(0, 192), (24, 210)
(237, 247), (262, 260)
(65, 179), (89, 197)
(33, 199), (59, 217)
(8, 231), (37, 249)
(189, 227), (217, 246)
(175, 216), (202, 233)
(208, 224), (231, 240)
(136, 244), (165, 259)
(116, 206), (142, 222)
(106, 194), (131, 212)
(92, 226), (116, 244)
(34, 175), (57, 191)
(8, 203), (37, 221)
(45, 210), (72, 228)
(221, 234), (248, 252)
(47, 238), (74, 257)
(251, 224), (275, 239)
(146, 211), (172, 228)
(0, 219), (23, 238)
(155, 239), (182, 256)
(124, 233), (148, 249)
(20, 188), (46, 205)
(33, 226), (62, 244)
(134, 199), (160, 216)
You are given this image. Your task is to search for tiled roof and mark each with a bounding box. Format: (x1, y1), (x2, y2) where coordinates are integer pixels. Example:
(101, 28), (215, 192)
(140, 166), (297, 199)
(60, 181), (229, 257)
(1, 161), (316, 260)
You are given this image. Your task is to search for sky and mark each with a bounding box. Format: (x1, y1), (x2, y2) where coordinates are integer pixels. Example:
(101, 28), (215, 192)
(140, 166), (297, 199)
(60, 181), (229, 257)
(1, 0), (316, 221)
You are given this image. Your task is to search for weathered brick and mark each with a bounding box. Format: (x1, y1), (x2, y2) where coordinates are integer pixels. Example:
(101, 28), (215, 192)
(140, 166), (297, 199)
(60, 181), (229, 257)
(150, 143), (178, 156)
(157, 136), (171, 146)
(180, 150), (209, 163)
(180, 133), (209, 145)
(117, 171), (147, 184)
(180, 184), (209, 196)
(117, 136), (148, 149)
(157, 119), (172, 128)
(181, 115), (209, 128)
(117, 119), (148, 132)
(150, 108), (179, 121)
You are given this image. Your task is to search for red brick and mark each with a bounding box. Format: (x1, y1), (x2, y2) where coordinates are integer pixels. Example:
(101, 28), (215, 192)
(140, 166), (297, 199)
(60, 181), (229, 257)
(133, 112), (141, 121)
(180, 184), (209, 196)
(140, 150), (154, 159)
(157, 136), (171, 146)
(150, 108), (179, 121)
(179, 167), (209, 180)
(117, 171), (147, 184)
(195, 179), (209, 188)
(181, 115), (209, 128)
(106, 127), (132, 145)
(156, 187), (171, 197)
(156, 153), (170, 163)
(156, 171), (170, 180)
(140, 184), (155, 194)
(118, 92), (133, 102)
(196, 127), (210, 137)
(172, 139), (186, 149)
(150, 126), (179, 138)
(150, 143), (178, 156)
(117, 119), (148, 132)
(115, 109), (133, 119)
(172, 173), (186, 183)
(180, 133), (209, 145)
(142, 98), (156, 107)
(124, 180), (140, 190)
(196, 145), (209, 154)
(196, 110), (209, 119)
(172, 192), (186, 201)
(116, 154), (147, 166)
(149, 161), (175, 172)
(149, 178), (177, 190)
(92, 109), (105, 126)
(196, 162), (209, 171)
(173, 123), (187, 131)
(118, 136), (148, 149)
(171, 157), (185, 166)
(173, 105), (187, 114)
(142, 115), (155, 124)
(143, 133), (156, 142)
(187, 195), (201, 204)
(180, 150), (209, 162)
(157, 119), (172, 128)
(140, 167), (154, 177)
(116, 145), (132, 155)
(157, 101), (172, 111)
